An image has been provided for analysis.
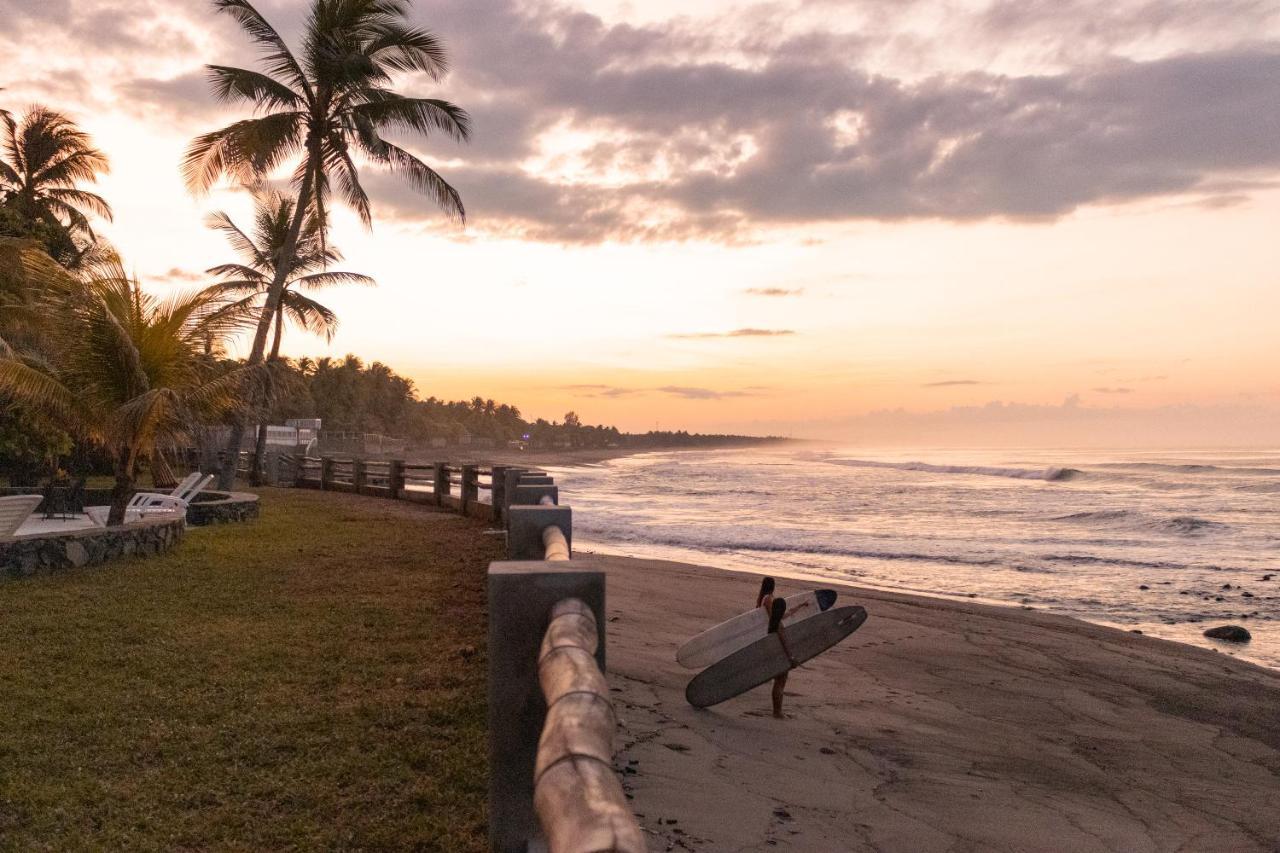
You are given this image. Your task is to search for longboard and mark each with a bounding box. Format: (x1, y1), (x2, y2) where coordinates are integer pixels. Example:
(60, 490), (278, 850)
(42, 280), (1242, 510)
(685, 605), (867, 708)
(676, 589), (838, 670)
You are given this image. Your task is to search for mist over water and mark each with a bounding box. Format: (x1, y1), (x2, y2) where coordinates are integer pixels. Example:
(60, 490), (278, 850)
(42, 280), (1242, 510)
(546, 447), (1280, 669)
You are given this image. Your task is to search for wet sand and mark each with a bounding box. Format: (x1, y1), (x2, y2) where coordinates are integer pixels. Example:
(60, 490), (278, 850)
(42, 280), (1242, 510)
(592, 554), (1280, 852)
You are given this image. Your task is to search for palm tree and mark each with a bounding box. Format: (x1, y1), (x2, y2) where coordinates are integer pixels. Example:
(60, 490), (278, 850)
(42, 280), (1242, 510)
(184, 0), (471, 488)
(207, 191), (374, 360)
(0, 240), (253, 524)
(206, 190), (374, 480)
(0, 106), (112, 249)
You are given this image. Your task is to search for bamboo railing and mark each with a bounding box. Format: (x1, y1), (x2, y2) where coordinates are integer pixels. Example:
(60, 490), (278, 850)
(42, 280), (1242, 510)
(534, 599), (645, 853)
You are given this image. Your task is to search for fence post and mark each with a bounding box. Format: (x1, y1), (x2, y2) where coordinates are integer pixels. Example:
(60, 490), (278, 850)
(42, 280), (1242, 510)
(320, 456), (334, 491)
(353, 458), (367, 495)
(488, 559), (607, 853)
(460, 464), (478, 513)
(432, 461), (449, 507)
(507, 504), (572, 560)
(388, 459), (405, 500)
(502, 467), (527, 524)
(491, 465), (508, 524)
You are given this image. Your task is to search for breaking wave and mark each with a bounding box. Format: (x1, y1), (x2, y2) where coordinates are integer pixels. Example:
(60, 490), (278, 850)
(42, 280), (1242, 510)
(824, 458), (1082, 481)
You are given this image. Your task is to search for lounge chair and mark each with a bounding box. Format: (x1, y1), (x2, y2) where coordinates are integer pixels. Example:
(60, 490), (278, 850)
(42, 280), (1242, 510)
(86, 473), (213, 527)
(0, 494), (44, 541)
(127, 472), (200, 510)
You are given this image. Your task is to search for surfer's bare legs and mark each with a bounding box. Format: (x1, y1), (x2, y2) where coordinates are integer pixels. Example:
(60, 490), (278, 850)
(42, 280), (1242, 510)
(772, 671), (788, 718)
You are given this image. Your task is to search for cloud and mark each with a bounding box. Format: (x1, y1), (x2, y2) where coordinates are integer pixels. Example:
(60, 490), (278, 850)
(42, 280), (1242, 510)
(9, 0), (1280, 244)
(562, 384), (641, 398)
(153, 267), (205, 284)
(744, 287), (804, 296)
(361, 0), (1280, 242)
(658, 385), (756, 400)
(667, 328), (796, 339)
(1092, 386), (1136, 394)
(922, 379), (986, 387)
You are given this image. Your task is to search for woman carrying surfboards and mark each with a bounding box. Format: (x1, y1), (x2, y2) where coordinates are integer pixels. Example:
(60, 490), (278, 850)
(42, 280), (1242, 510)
(757, 576), (811, 619)
(768, 598), (801, 718)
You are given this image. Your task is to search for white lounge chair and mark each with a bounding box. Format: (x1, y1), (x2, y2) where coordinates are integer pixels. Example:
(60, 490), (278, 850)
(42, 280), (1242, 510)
(128, 472), (201, 511)
(0, 494), (44, 540)
(86, 473), (214, 527)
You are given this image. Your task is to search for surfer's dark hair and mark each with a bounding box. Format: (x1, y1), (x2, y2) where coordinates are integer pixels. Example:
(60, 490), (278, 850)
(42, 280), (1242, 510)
(767, 597), (787, 633)
(756, 577), (776, 608)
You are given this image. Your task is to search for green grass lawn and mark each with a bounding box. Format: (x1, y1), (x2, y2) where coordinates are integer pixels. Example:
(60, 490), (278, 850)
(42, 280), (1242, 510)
(0, 487), (500, 851)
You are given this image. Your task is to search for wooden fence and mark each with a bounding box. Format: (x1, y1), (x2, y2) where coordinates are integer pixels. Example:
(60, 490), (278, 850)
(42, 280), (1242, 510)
(273, 454), (498, 523)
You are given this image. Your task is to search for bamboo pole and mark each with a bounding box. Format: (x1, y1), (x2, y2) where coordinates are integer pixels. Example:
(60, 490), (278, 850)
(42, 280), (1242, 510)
(534, 599), (644, 853)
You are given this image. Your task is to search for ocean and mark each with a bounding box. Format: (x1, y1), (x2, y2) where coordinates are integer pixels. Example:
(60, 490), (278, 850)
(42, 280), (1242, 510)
(543, 447), (1280, 669)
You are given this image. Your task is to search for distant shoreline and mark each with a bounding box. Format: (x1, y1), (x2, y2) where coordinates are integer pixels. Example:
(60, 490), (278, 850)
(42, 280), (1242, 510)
(406, 437), (803, 468)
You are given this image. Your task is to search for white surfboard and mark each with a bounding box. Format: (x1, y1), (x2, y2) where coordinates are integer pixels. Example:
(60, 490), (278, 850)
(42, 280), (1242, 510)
(676, 589), (838, 670)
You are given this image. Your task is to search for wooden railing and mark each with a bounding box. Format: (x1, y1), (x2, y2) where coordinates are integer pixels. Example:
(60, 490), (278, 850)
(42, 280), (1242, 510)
(278, 456), (502, 522)
(534, 599), (645, 853)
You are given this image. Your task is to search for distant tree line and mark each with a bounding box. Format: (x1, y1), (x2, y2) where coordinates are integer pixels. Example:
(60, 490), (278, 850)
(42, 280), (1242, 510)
(258, 355), (781, 451)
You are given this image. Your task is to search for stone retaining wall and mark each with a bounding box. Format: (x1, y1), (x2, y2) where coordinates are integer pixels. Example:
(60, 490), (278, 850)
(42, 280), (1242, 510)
(1, 516), (185, 578)
(186, 491), (260, 526)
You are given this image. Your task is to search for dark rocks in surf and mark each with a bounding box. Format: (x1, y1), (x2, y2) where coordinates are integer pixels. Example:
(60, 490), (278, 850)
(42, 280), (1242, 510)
(1138, 585), (1150, 590)
(1203, 625), (1251, 643)
(1262, 574), (1273, 582)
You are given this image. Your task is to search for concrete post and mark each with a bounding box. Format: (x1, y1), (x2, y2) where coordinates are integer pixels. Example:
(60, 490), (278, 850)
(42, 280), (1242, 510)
(490, 465), (508, 524)
(432, 462), (449, 507)
(388, 459), (405, 500)
(353, 458), (367, 494)
(513, 484), (558, 506)
(518, 475), (554, 487)
(460, 464), (478, 511)
(320, 456), (334, 491)
(488, 559), (606, 853)
(502, 467), (528, 520)
(506, 505), (572, 560)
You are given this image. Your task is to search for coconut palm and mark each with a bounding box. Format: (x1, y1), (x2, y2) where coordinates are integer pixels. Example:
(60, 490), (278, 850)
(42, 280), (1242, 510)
(206, 191), (374, 360)
(206, 190), (374, 480)
(0, 240), (254, 524)
(0, 106), (112, 246)
(183, 0), (471, 488)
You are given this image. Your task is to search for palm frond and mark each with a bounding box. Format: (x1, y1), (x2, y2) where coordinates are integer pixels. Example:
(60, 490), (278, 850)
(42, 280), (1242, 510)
(359, 136), (465, 222)
(207, 64), (305, 112)
(181, 113), (305, 195)
(294, 269), (375, 289)
(205, 211), (269, 266)
(352, 92), (470, 143)
(211, 0), (313, 98)
(43, 187), (113, 221)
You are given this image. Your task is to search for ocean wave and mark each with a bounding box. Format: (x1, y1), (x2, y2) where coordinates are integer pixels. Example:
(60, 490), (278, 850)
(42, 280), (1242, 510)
(1097, 462), (1280, 476)
(1053, 509), (1135, 523)
(1052, 509), (1228, 536)
(1153, 516), (1230, 535)
(576, 523), (1006, 567)
(823, 458), (1082, 481)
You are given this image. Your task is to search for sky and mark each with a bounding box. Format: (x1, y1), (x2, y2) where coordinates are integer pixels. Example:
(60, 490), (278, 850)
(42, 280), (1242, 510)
(3, 0), (1279, 444)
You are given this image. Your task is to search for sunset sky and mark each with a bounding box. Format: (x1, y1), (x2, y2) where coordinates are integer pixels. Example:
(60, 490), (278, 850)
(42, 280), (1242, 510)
(3, 0), (1278, 443)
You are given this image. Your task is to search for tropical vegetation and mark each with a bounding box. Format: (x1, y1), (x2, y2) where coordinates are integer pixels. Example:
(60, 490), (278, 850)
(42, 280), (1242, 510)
(0, 104), (113, 267)
(184, 0), (471, 488)
(0, 241), (253, 523)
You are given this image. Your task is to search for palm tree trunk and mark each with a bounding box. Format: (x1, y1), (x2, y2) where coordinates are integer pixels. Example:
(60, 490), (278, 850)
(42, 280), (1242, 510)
(249, 309), (287, 486)
(219, 157), (316, 490)
(107, 448), (136, 526)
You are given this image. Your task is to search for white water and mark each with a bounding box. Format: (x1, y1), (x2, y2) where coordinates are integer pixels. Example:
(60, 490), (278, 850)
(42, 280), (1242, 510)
(544, 447), (1280, 669)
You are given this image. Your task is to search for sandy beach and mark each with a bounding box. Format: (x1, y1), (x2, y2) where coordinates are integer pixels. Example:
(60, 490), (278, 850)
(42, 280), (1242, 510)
(591, 554), (1280, 852)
